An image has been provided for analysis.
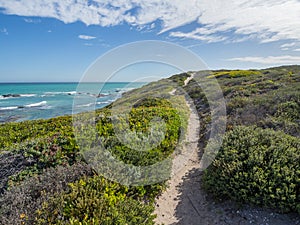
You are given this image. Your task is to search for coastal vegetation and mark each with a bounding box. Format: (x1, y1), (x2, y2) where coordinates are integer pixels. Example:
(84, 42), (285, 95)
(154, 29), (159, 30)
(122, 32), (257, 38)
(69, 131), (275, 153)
(0, 65), (299, 224)
(186, 65), (300, 214)
(0, 80), (188, 224)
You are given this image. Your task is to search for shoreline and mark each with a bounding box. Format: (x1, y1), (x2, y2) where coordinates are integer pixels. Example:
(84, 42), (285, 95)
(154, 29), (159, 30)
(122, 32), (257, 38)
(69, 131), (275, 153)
(0, 82), (147, 124)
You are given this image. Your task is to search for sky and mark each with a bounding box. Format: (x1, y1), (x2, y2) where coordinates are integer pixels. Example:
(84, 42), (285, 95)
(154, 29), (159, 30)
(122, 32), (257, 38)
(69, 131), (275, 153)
(0, 0), (300, 82)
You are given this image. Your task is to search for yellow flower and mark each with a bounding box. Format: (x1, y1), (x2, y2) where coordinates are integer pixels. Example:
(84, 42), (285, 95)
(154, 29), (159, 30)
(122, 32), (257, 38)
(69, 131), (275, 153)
(79, 179), (86, 186)
(20, 213), (26, 219)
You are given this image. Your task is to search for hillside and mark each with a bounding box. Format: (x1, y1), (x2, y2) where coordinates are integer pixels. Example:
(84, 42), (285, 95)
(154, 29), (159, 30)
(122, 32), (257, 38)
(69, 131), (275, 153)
(0, 65), (299, 224)
(158, 65), (300, 224)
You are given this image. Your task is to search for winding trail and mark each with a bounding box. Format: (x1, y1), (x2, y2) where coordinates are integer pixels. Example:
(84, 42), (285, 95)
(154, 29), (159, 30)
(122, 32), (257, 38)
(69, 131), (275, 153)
(154, 74), (201, 224)
(183, 73), (194, 86)
(154, 74), (300, 225)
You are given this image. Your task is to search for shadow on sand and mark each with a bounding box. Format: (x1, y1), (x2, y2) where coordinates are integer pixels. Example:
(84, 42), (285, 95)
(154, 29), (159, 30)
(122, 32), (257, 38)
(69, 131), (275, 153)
(172, 166), (300, 225)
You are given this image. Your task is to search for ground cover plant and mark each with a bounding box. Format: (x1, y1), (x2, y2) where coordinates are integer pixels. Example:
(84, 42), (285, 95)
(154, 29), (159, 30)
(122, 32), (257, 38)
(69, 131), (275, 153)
(0, 80), (188, 224)
(0, 65), (299, 224)
(181, 65), (300, 214)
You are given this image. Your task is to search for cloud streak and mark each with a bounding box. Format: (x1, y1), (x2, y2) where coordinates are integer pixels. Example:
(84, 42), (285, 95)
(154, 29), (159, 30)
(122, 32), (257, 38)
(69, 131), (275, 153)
(169, 1), (300, 43)
(24, 18), (41, 23)
(227, 55), (300, 65)
(0, 0), (300, 43)
(281, 43), (296, 48)
(78, 35), (96, 40)
(0, 28), (8, 35)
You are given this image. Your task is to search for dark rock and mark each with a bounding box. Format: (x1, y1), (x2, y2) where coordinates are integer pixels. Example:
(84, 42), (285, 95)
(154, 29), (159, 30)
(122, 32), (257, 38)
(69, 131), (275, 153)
(97, 93), (107, 98)
(2, 94), (21, 98)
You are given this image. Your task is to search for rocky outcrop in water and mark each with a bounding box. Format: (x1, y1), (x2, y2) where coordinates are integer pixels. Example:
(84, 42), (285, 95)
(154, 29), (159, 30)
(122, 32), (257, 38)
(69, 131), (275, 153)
(1, 94), (21, 98)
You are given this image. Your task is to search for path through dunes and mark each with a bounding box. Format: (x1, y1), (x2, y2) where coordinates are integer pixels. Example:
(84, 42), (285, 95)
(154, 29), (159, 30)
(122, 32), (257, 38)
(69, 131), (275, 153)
(154, 74), (300, 225)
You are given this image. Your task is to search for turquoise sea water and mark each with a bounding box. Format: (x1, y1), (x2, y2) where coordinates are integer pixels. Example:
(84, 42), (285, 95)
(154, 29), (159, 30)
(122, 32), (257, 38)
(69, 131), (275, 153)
(0, 82), (145, 123)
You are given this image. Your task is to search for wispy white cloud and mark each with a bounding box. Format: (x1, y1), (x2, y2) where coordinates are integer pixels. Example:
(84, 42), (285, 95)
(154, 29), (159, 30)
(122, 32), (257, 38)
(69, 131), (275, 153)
(170, 31), (227, 43)
(227, 55), (300, 64)
(0, 28), (8, 35)
(24, 18), (41, 23)
(169, 1), (300, 43)
(281, 42), (296, 48)
(78, 35), (96, 40)
(280, 42), (299, 51)
(136, 23), (156, 33)
(294, 48), (300, 52)
(0, 0), (300, 43)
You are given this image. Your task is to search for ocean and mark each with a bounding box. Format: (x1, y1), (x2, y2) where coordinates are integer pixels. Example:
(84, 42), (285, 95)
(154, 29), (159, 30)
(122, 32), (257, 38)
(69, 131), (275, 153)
(0, 82), (145, 123)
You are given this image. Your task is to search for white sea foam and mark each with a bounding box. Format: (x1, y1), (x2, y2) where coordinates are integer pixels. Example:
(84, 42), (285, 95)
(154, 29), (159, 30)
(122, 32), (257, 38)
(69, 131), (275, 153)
(25, 101), (47, 108)
(67, 91), (77, 95)
(43, 91), (76, 96)
(20, 94), (36, 97)
(115, 88), (135, 93)
(0, 106), (18, 111)
(96, 100), (114, 105)
(79, 103), (94, 107)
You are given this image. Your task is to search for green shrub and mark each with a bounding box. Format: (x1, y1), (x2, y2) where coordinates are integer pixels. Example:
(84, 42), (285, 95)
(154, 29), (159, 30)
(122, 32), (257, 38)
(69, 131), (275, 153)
(0, 94), (185, 224)
(0, 116), (73, 150)
(203, 126), (300, 213)
(209, 70), (261, 79)
(35, 176), (155, 225)
(169, 72), (190, 86)
(275, 101), (300, 121)
(3, 65), (299, 223)
(0, 163), (93, 225)
(5, 133), (82, 187)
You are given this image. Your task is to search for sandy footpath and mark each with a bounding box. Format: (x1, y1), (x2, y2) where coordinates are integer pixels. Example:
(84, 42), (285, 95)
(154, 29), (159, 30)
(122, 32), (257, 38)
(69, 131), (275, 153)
(154, 74), (201, 224)
(154, 76), (300, 225)
(155, 84), (200, 224)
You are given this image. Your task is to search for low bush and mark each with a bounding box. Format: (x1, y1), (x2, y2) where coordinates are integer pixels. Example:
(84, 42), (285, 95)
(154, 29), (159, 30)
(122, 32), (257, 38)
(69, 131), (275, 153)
(4, 133), (82, 187)
(0, 93), (186, 224)
(209, 70), (261, 79)
(0, 163), (93, 225)
(203, 126), (300, 213)
(35, 175), (156, 225)
(0, 116), (73, 149)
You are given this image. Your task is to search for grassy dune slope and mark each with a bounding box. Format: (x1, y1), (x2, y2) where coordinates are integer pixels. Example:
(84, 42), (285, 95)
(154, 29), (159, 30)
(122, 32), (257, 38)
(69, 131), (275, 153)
(181, 65), (300, 214)
(0, 65), (299, 224)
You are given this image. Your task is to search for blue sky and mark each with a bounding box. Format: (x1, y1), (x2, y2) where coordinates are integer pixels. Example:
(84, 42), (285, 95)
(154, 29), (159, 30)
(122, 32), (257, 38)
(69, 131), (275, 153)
(0, 0), (300, 82)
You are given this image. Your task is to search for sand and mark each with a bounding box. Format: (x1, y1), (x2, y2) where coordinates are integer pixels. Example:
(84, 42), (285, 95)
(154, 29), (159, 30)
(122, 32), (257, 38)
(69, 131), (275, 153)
(154, 75), (300, 225)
